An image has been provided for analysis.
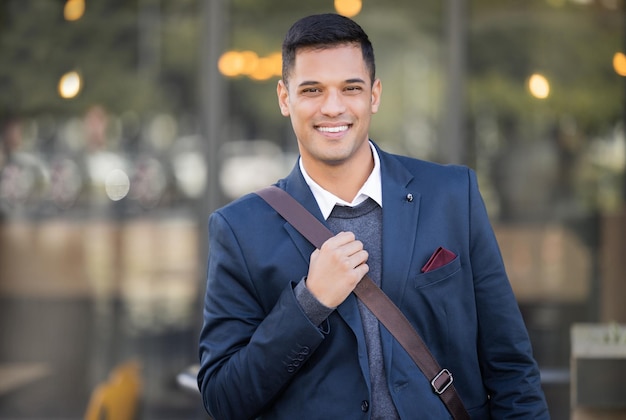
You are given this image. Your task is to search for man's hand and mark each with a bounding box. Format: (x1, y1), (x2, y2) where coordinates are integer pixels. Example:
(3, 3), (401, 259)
(305, 231), (369, 308)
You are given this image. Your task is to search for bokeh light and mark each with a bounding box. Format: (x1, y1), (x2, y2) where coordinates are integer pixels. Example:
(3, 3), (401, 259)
(218, 50), (282, 80)
(218, 51), (245, 77)
(249, 57), (276, 81)
(105, 168), (130, 201)
(58, 71), (82, 99)
(528, 73), (550, 99)
(612, 52), (626, 76)
(64, 0), (85, 21)
(334, 0), (362, 17)
(238, 50), (260, 76)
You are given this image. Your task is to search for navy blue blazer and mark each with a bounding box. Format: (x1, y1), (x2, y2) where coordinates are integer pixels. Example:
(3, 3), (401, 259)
(198, 145), (549, 419)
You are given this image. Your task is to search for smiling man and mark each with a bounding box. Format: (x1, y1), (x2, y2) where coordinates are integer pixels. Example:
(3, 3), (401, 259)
(277, 43), (380, 206)
(198, 13), (549, 420)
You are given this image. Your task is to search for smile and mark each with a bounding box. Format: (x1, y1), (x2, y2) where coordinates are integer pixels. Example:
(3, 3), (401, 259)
(316, 125), (349, 133)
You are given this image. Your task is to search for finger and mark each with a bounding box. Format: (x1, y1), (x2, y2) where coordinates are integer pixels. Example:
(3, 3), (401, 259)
(321, 231), (356, 250)
(348, 249), (369, 269)
(354, 262), (369, 279)
(340, 240), (365, 259)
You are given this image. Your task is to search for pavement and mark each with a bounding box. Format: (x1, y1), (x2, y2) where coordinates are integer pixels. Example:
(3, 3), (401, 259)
(0, 297), (208, 419)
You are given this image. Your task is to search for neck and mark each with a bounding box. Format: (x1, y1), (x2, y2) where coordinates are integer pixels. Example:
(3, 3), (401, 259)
(303, 146), (374, 202)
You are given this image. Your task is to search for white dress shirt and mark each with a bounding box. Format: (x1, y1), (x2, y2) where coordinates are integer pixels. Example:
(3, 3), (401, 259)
(299, 142), (383, 220)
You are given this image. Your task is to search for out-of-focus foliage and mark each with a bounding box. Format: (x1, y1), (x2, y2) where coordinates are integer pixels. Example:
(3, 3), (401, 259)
(1, 1), (623, 181)
(0, 0), (201, 120)
(469, 3), (622, 134)
(1, 0), (622, 129)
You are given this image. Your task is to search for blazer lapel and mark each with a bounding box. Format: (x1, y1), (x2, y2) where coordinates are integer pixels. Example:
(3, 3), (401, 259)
(378, 148), (421, 306)
(375, 148), (422, 378)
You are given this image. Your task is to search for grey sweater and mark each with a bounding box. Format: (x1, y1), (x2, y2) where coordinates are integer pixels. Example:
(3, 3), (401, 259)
(295, 198), (399, 419)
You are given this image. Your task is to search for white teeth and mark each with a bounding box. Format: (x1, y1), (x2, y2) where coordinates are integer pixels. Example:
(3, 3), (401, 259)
(317, 125), (348, 133)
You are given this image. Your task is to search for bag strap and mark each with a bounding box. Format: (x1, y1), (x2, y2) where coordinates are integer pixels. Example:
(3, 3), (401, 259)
(256, 186), (469, 420)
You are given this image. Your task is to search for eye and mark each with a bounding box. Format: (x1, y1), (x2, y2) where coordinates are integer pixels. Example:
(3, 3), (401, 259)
(344, 85), (363, 94)
(301, 87), (321, 95)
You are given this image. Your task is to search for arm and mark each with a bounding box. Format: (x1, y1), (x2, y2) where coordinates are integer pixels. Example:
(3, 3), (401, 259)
(467, 169), (549, 418)
(197, 211), (326, 419)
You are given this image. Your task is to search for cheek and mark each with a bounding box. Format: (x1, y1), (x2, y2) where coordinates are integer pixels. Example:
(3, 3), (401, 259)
(288, 110), (307, 133)
(291, 102), (316, 121)
(353, 101), (375, 118)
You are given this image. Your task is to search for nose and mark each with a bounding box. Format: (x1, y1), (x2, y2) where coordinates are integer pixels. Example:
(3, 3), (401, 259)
(320, 90), (346, 117)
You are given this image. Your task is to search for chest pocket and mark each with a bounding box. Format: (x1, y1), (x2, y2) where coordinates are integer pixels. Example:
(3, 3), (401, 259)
(414, 255), (461, 290)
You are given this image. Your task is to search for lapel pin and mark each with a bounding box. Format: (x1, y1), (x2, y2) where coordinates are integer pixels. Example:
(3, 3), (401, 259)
(406, 193), (413, 202)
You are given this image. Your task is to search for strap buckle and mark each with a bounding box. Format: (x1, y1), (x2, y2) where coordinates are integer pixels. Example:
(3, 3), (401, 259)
(431, 368), (453, 395)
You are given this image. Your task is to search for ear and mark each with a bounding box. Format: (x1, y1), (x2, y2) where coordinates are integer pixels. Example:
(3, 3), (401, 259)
(277, 80), (290, 117)
(370, 78), (382, 114)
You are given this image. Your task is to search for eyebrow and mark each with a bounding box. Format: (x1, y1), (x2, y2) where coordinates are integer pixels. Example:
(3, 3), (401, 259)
(297, 81), (319, 88)
(297, 78), (367, 88)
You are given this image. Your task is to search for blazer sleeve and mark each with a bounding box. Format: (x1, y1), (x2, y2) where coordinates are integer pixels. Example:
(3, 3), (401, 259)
(197, 210), (326, 420)
(467, 169), (549, 418)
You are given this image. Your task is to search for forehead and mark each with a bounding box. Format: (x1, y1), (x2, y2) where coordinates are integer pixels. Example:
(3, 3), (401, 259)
(291, 44), (369, 84)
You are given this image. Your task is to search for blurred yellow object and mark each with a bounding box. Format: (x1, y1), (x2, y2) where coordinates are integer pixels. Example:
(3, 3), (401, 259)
(334, 0), (362, 17)
(58, 71), (82, 99)
(84, 361), (142, 420)
(64, 0), (85, 21)
(613, 52), (626, 77)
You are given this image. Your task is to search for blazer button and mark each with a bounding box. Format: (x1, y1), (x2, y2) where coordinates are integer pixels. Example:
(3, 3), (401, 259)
(360, 400), (369, 412)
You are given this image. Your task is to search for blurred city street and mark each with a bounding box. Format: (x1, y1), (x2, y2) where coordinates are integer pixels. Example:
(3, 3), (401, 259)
(2, 0), (626, 419)
(0, 218), (209, 419)
(0, 297), (207, 419)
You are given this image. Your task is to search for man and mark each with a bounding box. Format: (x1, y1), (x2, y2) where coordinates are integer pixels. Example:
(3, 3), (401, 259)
(198, 13), (549, 419)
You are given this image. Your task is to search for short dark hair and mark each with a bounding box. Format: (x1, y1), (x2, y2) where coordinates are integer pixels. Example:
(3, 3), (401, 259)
(281, 13), (376, 86)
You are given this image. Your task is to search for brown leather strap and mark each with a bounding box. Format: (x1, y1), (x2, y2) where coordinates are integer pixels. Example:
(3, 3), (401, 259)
(256, 186), (469, 420)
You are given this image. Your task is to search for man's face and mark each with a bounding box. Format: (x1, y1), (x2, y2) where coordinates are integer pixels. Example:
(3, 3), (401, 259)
(277, 44), (381, 171)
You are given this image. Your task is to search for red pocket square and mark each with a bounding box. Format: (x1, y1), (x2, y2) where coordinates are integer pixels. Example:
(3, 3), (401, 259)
(421, 247), (456, 273)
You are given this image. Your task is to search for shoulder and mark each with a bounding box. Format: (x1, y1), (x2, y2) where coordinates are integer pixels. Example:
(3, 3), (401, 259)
(378, 147), (475, 187)
(398, 153), (469, 175)
(211, 191), (270, 223)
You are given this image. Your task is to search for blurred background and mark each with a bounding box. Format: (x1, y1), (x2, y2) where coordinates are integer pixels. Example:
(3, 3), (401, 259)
(1, 0), (625, 419)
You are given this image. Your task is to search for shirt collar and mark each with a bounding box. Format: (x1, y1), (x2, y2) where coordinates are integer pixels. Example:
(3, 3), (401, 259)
(299, 141), (382, 220)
